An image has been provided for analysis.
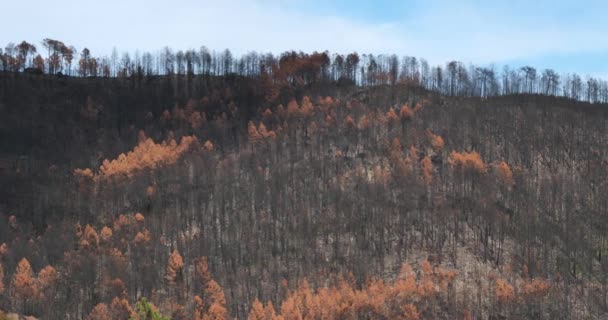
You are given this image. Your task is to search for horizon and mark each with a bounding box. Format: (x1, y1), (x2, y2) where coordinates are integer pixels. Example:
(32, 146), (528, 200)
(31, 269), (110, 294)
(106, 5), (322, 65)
(2, 0), (608, 78)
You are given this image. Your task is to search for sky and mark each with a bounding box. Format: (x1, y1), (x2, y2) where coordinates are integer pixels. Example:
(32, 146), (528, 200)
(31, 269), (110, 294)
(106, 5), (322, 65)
(2, 0), (608, 77)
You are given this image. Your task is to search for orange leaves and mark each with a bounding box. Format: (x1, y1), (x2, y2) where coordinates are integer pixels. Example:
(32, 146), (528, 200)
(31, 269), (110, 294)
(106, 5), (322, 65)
(386, 107), (399, 124)
(421, 156), (434, 185)
(286, 97), (314, 120)
(251, 260), (457, 320)
(448, 150), (487, 174)
(12, 258), (35, 299)
(496, 161), (514, 186)
(402, 304), (420, 320)
(166, 250), (184, 285)
(358, 115), (371, 130)
(248, 299), (265, 320)
(248, 121), (262, 144)
(344, 115), (356, 129)
(74, 168), (94, 179)
(88, 303), (112, 320)
(206, 279), (227, 306)
(83, 224), (100, 248)
(110, 296), (134, 319)
(197, 257), (212, 285)
(37, 265), (58, 292)
(522, 278), (550, 299)
(100, 227), (113, 243)
(400, 104), (414, 121)
(206, 280), (228, 320)
(194, 296), (205, 320)
(76, 135), (199, 180)
(204, 140), (215, 151)
(494, 278), (514, 303)
(249, 121), (276, 145)
(427, 131), (445, 151)
(134, 212), (145, 223)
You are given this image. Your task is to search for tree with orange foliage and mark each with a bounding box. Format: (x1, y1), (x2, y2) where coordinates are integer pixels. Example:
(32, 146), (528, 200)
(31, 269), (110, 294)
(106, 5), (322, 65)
(204, 280), (228, 320)
(264, 302), (277, 320)
(37, 265), (58, 294)
(100, 226), (113, 243)
(81, 135), (198, 179)
(400, 104), (413, 121)
(428, 131), (445, 151)
(386, 107), (399, 124)
(135, 212), (145, 223)
(344, 115), (356, 129)
(280, 295), (303, 320)
(88, 303), (112, 320)
(197, 257), (212, 286)
(495, 278), (514, 303)
(248, 121), (262, 145)
(12, 258), (35, 312)
(110, 296), (134, 319)
(258, 123), (276, 139)
(402, 303), (420, 320)
(83, 224), (100, 248)
(421, 156), (434, 185)
(496, 161), (514, 186)
(448, 150), (487, 174)
(13, 258), (35, 296)
(522, 278), (550, 299)
(299, 96), (313, 118)
(203, 140), (215, 151)
(286, 100), (300, 118)
(358, 115), (371, 130)
(193, 296), (205, 320)
(248, 299), (265, 320)
(166, 250), (184, 284)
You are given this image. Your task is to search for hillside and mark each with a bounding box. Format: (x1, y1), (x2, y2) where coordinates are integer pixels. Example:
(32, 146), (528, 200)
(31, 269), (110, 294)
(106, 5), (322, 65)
(1, 72), (608, 319)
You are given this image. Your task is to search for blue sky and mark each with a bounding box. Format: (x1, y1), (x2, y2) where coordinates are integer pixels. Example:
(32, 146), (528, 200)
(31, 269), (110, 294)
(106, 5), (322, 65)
(2, 0), (607, 77)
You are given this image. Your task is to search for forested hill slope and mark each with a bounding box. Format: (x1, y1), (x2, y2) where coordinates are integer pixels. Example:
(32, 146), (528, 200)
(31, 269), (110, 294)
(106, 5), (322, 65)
(1, 73), (608, 319)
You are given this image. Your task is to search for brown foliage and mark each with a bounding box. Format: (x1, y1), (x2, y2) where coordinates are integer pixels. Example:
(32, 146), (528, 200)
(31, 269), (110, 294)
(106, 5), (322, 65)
(197, 257), (212, 285)
(110, 296), (134, 319)
(448, 150), (487, 174)
(12, 258), (36, 299)
(248, 121), (262, 144)
(495, 278), (514, 303)
(248, 299), (265, 320)
(100, 226), (113, 243)
(88, 303), (112, 320)
(386, 107), (399, 124)
(428, 131), (445, 151)
(134, 212), (145, 223)
(496, 161), (514, 186)
(400, 104), (414, 121)
(166, 250), (184, 284)
(522, 278), (550, 299)
(344, 115), (356, 129)
(250, 260), (457, 320)
(358, 115), (371, 130)
(79, 135), (198, 179)
(203, 140), (215, 151)
(37, 265), (58, 292)
(421, 156), (434, 185)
